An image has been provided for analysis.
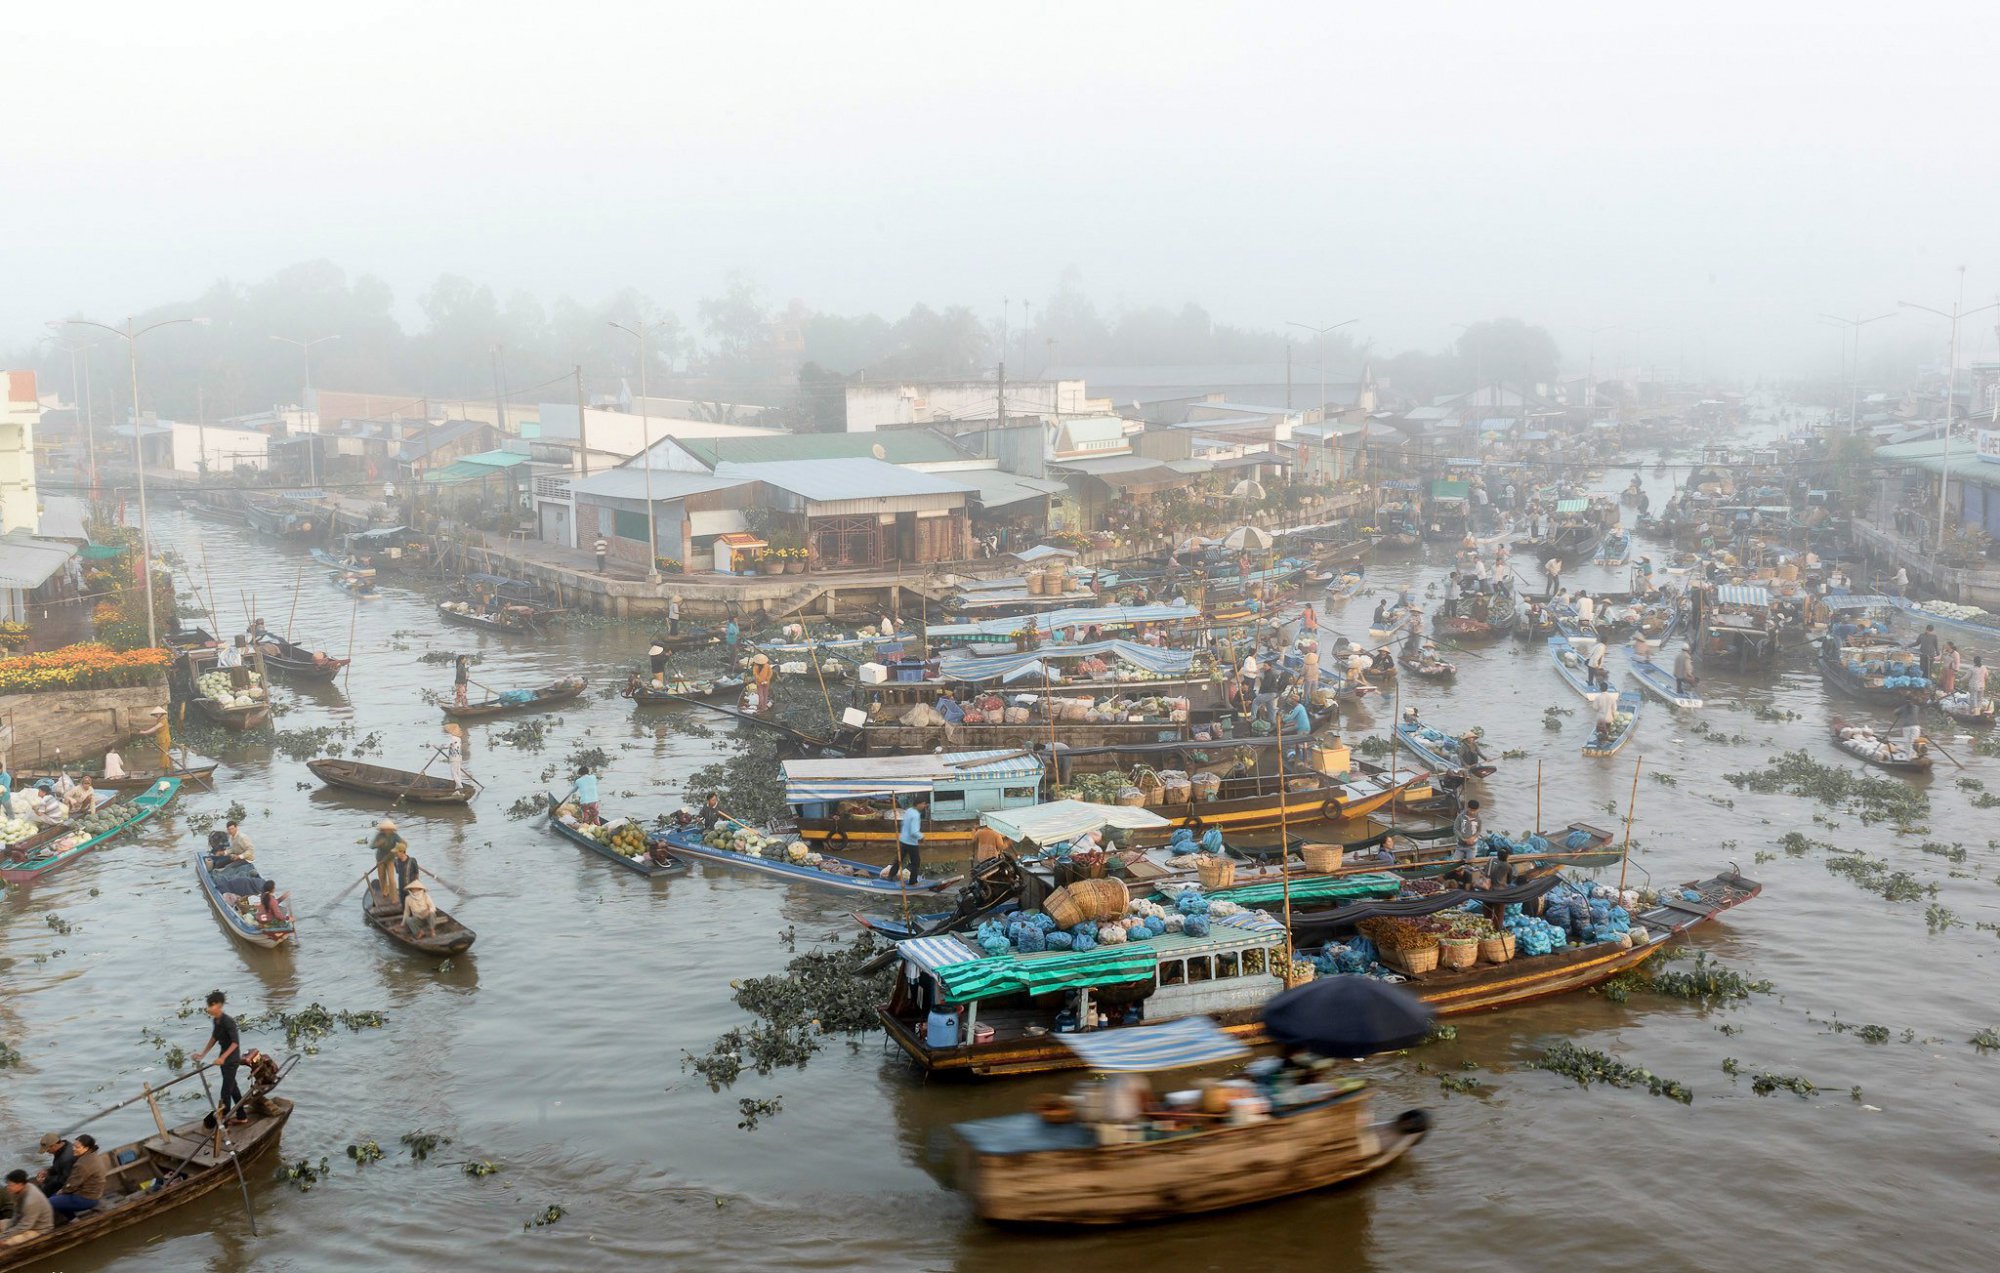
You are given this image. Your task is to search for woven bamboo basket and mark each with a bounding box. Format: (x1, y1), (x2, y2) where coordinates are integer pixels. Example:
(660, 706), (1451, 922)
(1066, 876), (1129, 920)
(1045, 886), (1087, 929)
(1437, 937), (1479, 970)
(1300, 843), (1344, 874)
(1026, 571), (1046, 596)
(1115, 786), (1148, 807)
(1283, 960), (1317, 989)
(1381, 943), (1440, 975)
(1194, 855), (1236, 890)
(1479, 932), (1516, 963)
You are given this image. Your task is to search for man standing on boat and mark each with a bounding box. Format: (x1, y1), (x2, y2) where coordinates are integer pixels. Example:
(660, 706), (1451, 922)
(1895, 699), (1924, 755)
(1544, 557), (1562, 599)
(1585, 639), (1610, 691)
(570, 765), (601, 825)
(889, 795), (926, 884)
(1674, 645), (1698, 697)
(453, 654), (472, 708)
(1589, 688), (1620, 747)
(667, 594), (682, 637)
(1452, 799), (1482, 861)
(371, 819), (407, 905)
(1971, 656), (1990, 715)
(191, 989), (245, 1125)
(1916, 625), (1939, 681)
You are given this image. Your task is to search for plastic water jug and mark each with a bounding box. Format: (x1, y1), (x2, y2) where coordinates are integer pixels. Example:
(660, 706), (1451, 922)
(925, 1010), (961, 1048)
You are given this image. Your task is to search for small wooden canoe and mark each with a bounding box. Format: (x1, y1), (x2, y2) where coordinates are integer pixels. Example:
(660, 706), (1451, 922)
(0, 779), (180, 885)
(1583, 689), (1643, 758)
(1829, 718), (1934, 772)
(659, 826), (958, 894)
(1933, 691), (1995, 727)
(1625, 646), (1702, 709)
(624, 675), (743, 705)
(0, 1090), (294, 1273)
(438, 602), (537, 634)
(15, 764), (216, 792)
(363, 881), (476, 955)
(1394, 720), (1495, 778)
(545, 795), (688, 876)
(311, 546), (374, 576)
(191, 693), (272, 730)
(443, 676), (587, 721)
(256, 633), (350, 682)
(1397, 652), (1458, 679)
(194, 849), (295, 948)
(329, 570), (379, 598)
(307, 758), (474, 804)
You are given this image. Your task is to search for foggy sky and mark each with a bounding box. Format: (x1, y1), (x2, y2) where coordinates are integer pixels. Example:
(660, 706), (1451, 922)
(11, 1), (2000, 378)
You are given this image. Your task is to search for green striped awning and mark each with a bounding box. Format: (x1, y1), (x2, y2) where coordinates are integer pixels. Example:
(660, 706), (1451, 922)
(931, 945), (1159, 1006)
(1190, 872), (1404, 910)
(1555, 498), (1588, 513)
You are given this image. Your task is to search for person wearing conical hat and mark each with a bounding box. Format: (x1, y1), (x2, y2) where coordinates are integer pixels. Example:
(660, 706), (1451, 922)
(370, 818), (406, 908)
(441, 723), (467, 789)
(133, 706), (173, 773)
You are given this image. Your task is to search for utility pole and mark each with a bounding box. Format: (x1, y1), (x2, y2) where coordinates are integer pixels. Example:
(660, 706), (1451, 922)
(995, 360), (1006, 460)
(271, 333), (339, 486)
(1287, 318), (1357, 422)
(609, 320), (666, 582)
(196, 384), (207, 481)
(491, 345), (508, 437)
(574, 364), (590, 479)
(1818, 312), (1896, 435)
(1901, 270), (2000, 555)
(1286, 340), (1293, 410)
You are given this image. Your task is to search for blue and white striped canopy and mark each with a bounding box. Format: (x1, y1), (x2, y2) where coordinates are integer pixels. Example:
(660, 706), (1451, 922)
(1714, 585), (1771, 607)
(1055, 1016), (1250, 1072)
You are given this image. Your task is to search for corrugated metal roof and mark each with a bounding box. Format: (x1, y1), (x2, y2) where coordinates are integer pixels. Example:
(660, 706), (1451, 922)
(36, 496), (88, 542)
(1714, 585), (1771, 607)
(715, 457), (973, 502)
(676, 431), (964, 467)
(568, 469), (752, 503)
(782, 749), (1044, 804)
(954, 468), (1066, 509)
(0, 534), (78, 590)
(1052, 454), (1166, 475)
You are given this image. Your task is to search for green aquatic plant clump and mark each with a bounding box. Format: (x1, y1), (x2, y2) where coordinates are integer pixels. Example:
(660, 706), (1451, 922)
(1647, 953), (1773, 1002)
(1725, 751), (1930, 827)
(1530, 1041), (1693, 1104)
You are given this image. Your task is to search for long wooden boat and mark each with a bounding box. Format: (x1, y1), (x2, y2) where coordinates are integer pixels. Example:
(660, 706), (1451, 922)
(1547, 633), (1605, 700)
(1594, 530), (1632, 566)
(1625, 645), (1701, 709)
(306, 758), (474, 805)
(1397, 650), (1457, 679)
(254, 633), (350, 683)
(877, 868), (1760, 1078)
(1933, 690), (1996, 727)
(442, 676), (587, 721)
(310, 546), (374, 576)
(242, 497), (317, 539)
(544, 796), (688, 877)
(1818, 640), (1932, 705)
(190, 694), (272, 730)
(0, 1088), (295, 1273)
(656, 825), (962, 894)
(1582, 688), (1643, 758)
(0, 779), (180, 885)
(194, 849), (295, 948)
(1433, 593), (1517, 642)
(437, 601), (539, 634)
(1394, 720), (1494, 778)
(14, 763), (217, 793)
(1829, 719), (1934, 773)
(954, 1079), (1424, 1225)
(186, 500), (246, 526)
(623, 674), (744, 705)
(858, 717), (1209, 755)
(329, 569), (379, 599)
(363, 880), (476, 955)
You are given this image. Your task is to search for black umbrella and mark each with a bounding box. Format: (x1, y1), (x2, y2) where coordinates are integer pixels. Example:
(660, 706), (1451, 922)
(1261, 975), (1436, 1057)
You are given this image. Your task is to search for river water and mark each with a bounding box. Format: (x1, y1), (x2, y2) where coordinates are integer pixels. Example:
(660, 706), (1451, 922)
(5, 464), (2000, 1272)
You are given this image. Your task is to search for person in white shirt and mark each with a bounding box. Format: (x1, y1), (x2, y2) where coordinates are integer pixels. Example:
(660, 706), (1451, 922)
(101, 750), (127, 781)
(1575, 592), (1595, 625)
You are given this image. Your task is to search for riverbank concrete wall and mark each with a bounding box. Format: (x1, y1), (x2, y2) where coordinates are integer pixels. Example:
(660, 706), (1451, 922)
(0, 684), (164, 767)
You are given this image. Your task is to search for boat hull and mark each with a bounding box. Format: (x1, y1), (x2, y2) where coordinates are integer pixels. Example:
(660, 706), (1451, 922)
(0, 779), (180, 885)
(545, 797), (687, 876)
(195, 850), (294, 948)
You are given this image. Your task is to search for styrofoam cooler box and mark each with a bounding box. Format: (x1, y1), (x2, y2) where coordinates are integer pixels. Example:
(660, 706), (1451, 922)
(858, 662), (888, 684)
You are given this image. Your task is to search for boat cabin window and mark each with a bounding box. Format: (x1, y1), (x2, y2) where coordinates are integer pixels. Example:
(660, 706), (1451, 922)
(1004, 786), (1038, 801)
(1185, 956), (1212, 983)
(1241, 948), (1267, 976)
(1159, 959), (1185, 986)
(1215, 951), (1239, 979)
(930, 790), (966, 810)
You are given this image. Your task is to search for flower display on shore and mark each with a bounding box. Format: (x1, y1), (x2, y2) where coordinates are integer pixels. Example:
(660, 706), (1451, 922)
(0, 642), (171, 694)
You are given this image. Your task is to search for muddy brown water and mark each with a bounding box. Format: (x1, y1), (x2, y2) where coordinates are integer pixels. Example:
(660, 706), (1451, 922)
(4, 472), (1999, 1272)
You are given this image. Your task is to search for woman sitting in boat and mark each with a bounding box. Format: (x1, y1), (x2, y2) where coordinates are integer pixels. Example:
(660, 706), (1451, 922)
(1372, 599), (1389, 627)
(60, 775), (95, 815)
(253, 880), (292, 930)
(401, 880), (438, 939)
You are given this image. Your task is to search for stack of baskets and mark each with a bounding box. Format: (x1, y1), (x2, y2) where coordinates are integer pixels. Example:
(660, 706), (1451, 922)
(1194, 854), (1236, 890)
(1191, 772), (1223, 802)
(1158, 769), (1193, 804)
(1381, 943), (1441, 975)
(1300, 843), (1345, 874)
(1044, 877), (1131, 928)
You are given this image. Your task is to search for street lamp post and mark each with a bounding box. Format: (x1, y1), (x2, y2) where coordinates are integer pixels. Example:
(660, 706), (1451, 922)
(1285, 318), (1358, 422)
(608, 320), (668, 583)
(42, 324), (97, 482)
(1585, 325), (1620, 410)
(65, 316), (209, 647)
(1900, 270), (2000, 555)
(270, 333), (340, 487)
(1818, 312), (1896, 434)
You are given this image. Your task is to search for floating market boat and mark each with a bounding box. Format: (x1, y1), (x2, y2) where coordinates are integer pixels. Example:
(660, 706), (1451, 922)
(1433, 590), (1518, 642)
(951, 1019), (1426, 1226)
(306, 758), (475, 805)
(656, 819), (960, 894)
(1547, 632), (1614, 701)
(1829, 718), (1933, 773)
(0, 1071), (296, 1273)
(329, 569), (379, 598)
(253, 632), (350, 683)
(310, 546), (374, 576)
(1624, 645), (1702, 709)
(437, 600), (539, 634)
(1933, 691), (1995, 727)
(1594, 529), (1632, 566)
(362, 880), (476, 955)
(0, 779), (180, 885)
(194, 848), (294, 948)
(242, 496), (317, 539)
(1817, 634), (1932, 705)
(544, 796), (688, 876)
(1394, 720), (1494, 778)
(877, 867), (1762, 1077)
(623, 671), (746, 705)
(442, 676), (587, 721)
(1396, 649), (1457, 679)
(784, 750), (1049, 854)
(1694, 583), (1783, 670)
(176, 649), (273, 730)
(1582, 688), (1642, 758)
(13, 763), (217, 793)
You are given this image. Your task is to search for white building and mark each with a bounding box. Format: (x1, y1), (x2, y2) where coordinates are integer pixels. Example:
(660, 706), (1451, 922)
(844, 379), (1095, 433)
(170, 421), (272, 473)
(0, 371), (38, 535)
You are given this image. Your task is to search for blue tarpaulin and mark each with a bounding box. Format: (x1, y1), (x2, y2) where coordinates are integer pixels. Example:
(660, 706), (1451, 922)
(1055, 1016), (1250, 1071)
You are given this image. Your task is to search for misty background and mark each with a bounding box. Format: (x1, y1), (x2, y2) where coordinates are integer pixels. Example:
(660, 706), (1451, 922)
(9, 1), (2000, 416)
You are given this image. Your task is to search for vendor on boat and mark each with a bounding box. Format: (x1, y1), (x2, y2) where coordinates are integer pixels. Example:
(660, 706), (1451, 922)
(648, 634), (670, 687)
(401, 880), (438, 939)
(750, 654), (775, 713)
(60, 775), (95, 815)
(254, 880), (291, 929)
(697, 792), (727, 833)
(1589, 688), (1620, 746)
(1894, 700), (1924, 755)
(133, 706), (174, 772)
(453, 654), (472, 708)
(217, 819), (255, 868)
(371, 819), (407, 906)
(1451, 799), (1482, 860)
(569, 765), (602, 825)
(1674, 646), (1697, 696)
(2, 1169), (52, 1245)
(441, 724), (468, 789)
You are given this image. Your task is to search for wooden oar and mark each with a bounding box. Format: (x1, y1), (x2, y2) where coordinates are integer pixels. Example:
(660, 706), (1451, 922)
(1926, 737), (1967, 769)
(418, 863), (479, 898)
(315, 866), (376, 918)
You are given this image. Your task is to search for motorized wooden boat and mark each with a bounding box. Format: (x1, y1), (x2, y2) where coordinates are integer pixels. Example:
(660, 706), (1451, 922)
(623, 673), (743, 705)
(1582, 688), (1643, 758)
(437, 601), (537, 633)
(0, 779), (180, 885)
(1394, 720), (1494, 778)
(0, 1080), (295, 1273)
(658, 824), (963, 894)
(363, 880), (476, 955)
(1818, 638), (1932, 705)
(194, 849), (295, 948)
(242, 497), (317, 539)
(310, 546), (374, 576)
(1397, 650), (1458, 679)
(186, 500), (246, 526)
(1547, 633), (1608, 700)
(329, 569), (378, 598)
(878, 868), (1762, 1077)
(1829, 718), (1934, 773)
(254, 633), (350, 682)
(1625, 645), (1701, 709)
(14, 763), (217, 792)
(306, 758), (474, 804)
(1432, 591), (1517, 641)
(544, 795), (688, 877)
(442, 676), (587, 721)
(1594, 530), (1632, 566)
(954, 1062), (1425, 1225)
(1933, 691), (1996, 727)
